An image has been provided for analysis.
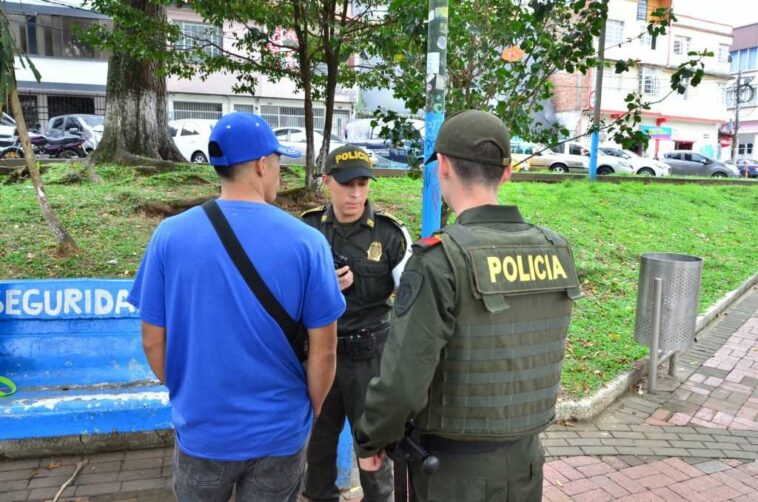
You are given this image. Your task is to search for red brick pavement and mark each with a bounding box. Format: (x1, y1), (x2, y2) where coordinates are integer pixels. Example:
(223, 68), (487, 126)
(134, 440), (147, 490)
(645, 317), (758, 430)
(543, 456), (758, 502)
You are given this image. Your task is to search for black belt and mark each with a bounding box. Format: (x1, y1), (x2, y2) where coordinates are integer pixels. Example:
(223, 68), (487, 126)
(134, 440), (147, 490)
(336, 325), (389, 354)
(421, 435), (517, 454)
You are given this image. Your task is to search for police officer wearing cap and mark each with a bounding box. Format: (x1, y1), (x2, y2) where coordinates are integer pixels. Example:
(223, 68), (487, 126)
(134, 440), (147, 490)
(353, 110), (581, 501)
(302, 144), (413, 502)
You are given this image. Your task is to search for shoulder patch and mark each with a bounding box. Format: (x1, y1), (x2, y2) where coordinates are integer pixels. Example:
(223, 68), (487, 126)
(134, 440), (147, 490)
(414, 235), (442, 250)
(394, 270), (424, 316)
(376, 210), (405, 228)
(301, 205), (326, 219)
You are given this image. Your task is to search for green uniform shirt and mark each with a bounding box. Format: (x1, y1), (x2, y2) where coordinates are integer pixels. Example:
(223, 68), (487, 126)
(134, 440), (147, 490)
(354, 204), (557, 456)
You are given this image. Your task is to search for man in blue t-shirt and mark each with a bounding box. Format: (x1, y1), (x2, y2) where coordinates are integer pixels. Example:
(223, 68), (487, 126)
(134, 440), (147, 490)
(129, 112), (345, 502)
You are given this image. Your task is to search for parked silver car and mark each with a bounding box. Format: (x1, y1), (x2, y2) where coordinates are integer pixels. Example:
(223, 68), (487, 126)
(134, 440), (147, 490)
(660, 151), (739, 178)
(599, 147), (670, 176)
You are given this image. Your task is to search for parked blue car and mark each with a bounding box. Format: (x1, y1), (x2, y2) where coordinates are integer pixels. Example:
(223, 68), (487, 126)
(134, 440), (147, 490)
(728, 158), (758, 178)
(343, 118), (424, 168)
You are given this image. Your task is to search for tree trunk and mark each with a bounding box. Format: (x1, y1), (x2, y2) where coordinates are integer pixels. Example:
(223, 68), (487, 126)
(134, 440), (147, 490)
(91, 1), (184, 164)
(293, 0), (316, 190)
(9, 87), (78, 255)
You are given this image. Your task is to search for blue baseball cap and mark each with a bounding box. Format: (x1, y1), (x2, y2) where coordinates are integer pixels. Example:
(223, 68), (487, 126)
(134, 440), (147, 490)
(208, 112), (301, 167)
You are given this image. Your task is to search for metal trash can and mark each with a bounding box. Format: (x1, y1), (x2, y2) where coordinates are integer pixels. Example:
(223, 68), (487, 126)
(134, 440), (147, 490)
(634, 253), (703, 393)
(634, 253), (703, 350)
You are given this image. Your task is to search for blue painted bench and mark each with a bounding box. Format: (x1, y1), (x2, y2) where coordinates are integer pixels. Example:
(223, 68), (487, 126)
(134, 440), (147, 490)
(0, 279), (171, 442)
(0, 278), (354, 486)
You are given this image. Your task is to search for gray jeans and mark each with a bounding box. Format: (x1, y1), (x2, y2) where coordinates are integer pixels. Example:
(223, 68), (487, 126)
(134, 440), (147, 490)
(172, 443), (306, 502)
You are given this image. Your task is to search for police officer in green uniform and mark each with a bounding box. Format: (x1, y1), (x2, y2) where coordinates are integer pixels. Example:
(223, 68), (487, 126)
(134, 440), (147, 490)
(302, 144), (413, 502)
(353, 110), (580, 502)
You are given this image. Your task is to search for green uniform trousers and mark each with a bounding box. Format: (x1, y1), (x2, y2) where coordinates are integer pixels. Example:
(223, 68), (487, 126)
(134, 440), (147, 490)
(410, 435), (543, 502)
(304, 352), (393, 502)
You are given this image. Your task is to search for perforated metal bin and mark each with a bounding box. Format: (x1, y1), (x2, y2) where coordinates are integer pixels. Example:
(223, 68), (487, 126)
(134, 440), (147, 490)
(634, 253), (703, 351)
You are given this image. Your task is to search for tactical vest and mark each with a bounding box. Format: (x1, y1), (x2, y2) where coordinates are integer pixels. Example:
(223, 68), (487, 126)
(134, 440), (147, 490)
(417, 223), (581, 441)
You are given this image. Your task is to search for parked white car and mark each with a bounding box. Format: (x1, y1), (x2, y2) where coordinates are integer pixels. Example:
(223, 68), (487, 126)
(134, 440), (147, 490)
(530, 142), (634, 175)
(273, 127), (344, 164)
(169, 119), (217, 163)
(274, 126), (379, 166)
(599, 146), (670, 176)
(0, 112), (15, 147)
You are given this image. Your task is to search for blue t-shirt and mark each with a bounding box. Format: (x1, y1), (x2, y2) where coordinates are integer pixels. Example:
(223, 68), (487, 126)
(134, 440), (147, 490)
(128, 200), (345, 461)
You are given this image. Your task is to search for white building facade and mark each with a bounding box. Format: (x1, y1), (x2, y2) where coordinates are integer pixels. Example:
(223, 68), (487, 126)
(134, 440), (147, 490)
(552, 0), (732, 159)
(165, 6), (356, 133)
(6, 1), (356, 132)
(729, 23), (758, 159)
(7, 0), (109, 129)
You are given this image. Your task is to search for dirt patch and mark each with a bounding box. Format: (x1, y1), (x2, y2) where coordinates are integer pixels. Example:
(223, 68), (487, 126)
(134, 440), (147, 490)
(137, 197), (212, 218)
(276, 187), (327, 214)
(135, 188), (326, 219)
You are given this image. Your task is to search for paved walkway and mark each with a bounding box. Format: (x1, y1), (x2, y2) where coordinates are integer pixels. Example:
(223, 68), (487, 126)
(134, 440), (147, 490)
(542, 286), (758, 501)
(1, 287), (757, 501)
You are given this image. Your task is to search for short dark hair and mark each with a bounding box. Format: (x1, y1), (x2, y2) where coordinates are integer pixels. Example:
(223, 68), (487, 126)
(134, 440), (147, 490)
(447, 140), (506, 186)
(213, 164), (244, 181)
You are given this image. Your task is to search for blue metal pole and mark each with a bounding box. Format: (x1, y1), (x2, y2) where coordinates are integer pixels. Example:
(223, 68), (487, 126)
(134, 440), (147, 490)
(589, 130), (599, 181)
(335, 420), (353, 489)
(421, 0), (448, 237)
(588, 18), (606, 182)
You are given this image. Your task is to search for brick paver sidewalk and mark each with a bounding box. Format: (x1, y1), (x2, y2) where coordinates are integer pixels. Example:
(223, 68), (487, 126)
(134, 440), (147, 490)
(2, 287), (757, 501)
(542, 286), (758, 500)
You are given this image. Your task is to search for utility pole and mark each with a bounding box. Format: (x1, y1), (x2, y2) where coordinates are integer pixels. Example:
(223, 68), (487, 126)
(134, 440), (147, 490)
(421, 0), (448, 237)
(588, 18), (607, 181)
(730, 68), (742, 160)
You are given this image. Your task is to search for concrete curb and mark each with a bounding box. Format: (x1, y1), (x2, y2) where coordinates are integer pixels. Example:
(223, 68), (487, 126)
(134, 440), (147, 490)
(556, 272), (758, 422)
(0, 430), (173, 461)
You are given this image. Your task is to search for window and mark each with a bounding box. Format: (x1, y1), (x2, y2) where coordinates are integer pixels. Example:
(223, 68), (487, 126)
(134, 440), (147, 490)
(64, 117), (80, 132)
(605, 20), (624, 47)
(17, 94), (38, 129)
(568, 144), (584, 156)
(690, 153), (706, 163)
(641, 67), (659, 95)
(180, 123), (200, 136)
(260, 105), (329, 129)
(289, 130), (306, 142)
(718, 83), (727, 105)
(173, 101), (222, 120)
(731, 51), (739, 73)
(50, 117), (63, 132)
(640, 27), (656, 50)
(6, 14), (106, 60)
(737, 48), (757, 71)
(664, 153), (679, 160)
(603, 67), (623, 91)
(637, 0), (648, 21)
(275, 129), (290, 139)
(673, 36), (690, 55)
(718, 44), (730, 64)
(234, 104), (256, 113)
(48, 96), (95, 117)
(176, 22), (223, 58)
(738, 143), (754, 155)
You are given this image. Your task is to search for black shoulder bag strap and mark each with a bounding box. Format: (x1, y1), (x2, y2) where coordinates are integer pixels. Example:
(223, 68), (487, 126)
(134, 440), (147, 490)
(202, 200), (307, 361)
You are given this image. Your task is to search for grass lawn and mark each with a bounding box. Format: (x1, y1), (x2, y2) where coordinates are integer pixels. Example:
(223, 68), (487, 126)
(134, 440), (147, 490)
(1, 162), (756, 397)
